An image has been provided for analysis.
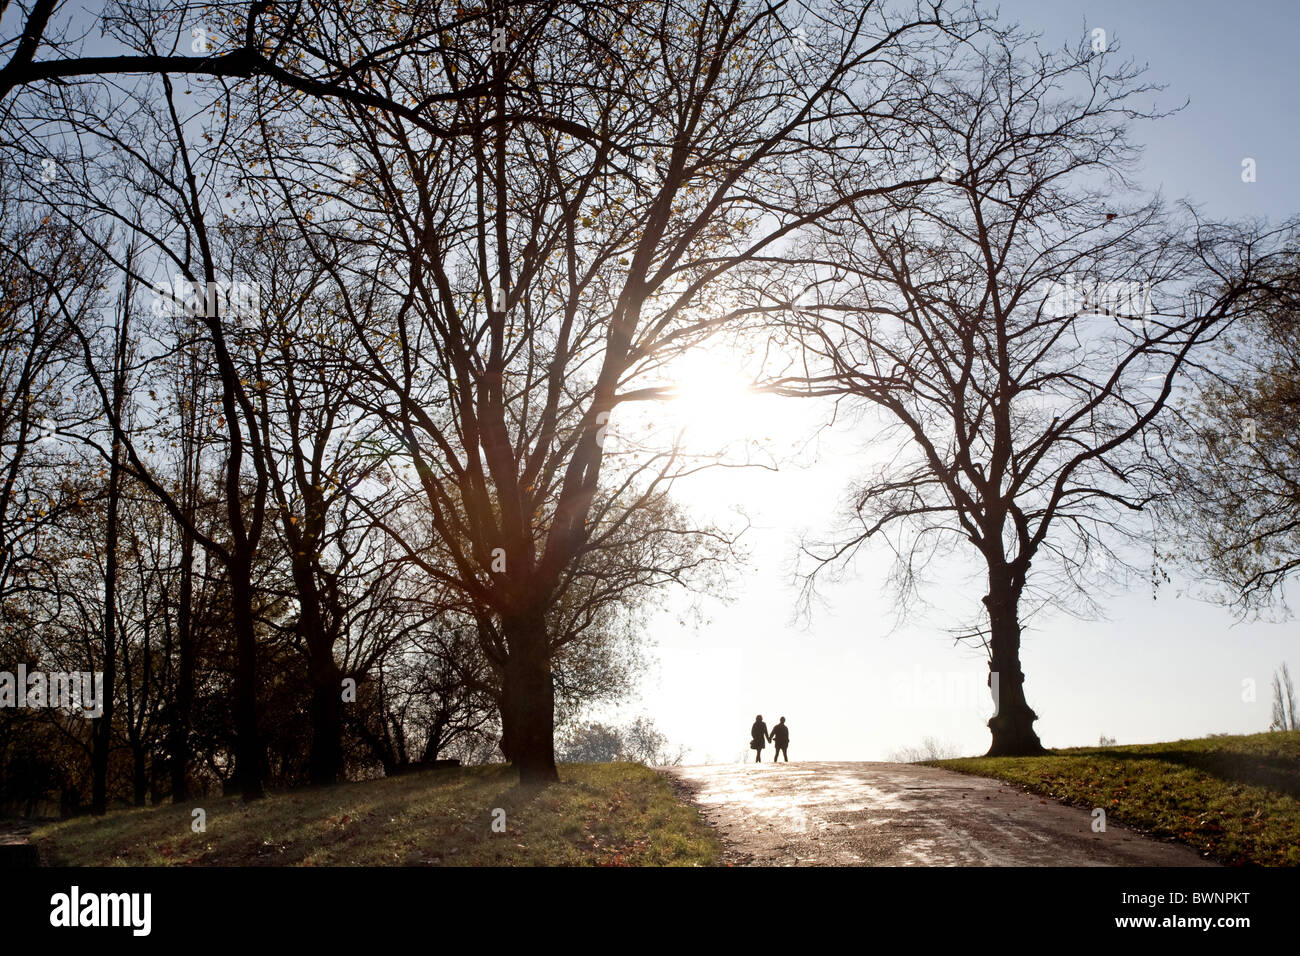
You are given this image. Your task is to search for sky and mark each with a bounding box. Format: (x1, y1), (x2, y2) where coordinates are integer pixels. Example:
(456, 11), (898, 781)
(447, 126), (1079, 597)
(605, 0), (1300, 764)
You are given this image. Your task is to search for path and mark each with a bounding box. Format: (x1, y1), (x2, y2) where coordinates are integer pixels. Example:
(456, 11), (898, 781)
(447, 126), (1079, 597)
(662, 761), (1215, 866)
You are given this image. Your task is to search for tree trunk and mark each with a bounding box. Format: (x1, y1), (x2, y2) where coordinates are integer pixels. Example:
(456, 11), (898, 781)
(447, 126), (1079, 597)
(501, 608), (557, 784)
(229, 561), (265, 800)
(497, 694), (515, 763)
(131, 744), (147, 806)
(388, 712), (408, 768)
(421, 713), (448, 763)
(170, 326), (200, 804)
(350, 706), (398, 777)
(307, 653), (344, 785)
(169, 529), (195, 801)
(292, 559), (345, 786)
(91, 407), (121, 816)
(983, 568), (1046, 756)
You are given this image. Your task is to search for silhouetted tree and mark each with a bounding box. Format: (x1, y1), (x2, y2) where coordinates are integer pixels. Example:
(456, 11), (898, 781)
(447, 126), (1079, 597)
(775, 26), (1295, 755)
(261, 0), (970, 782)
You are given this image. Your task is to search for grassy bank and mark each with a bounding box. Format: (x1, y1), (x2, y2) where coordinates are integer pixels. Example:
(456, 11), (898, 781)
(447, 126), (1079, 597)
(932, 730), (1300, 866)
(31, 762), (721, 867)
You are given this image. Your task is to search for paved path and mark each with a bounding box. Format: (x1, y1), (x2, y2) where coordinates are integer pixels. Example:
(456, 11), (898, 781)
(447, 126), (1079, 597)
(0, 820), (38, 845)
(663, 761), (1216, 866)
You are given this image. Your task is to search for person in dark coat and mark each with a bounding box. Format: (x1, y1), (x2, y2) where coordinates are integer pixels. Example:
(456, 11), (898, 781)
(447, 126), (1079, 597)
(769, 716), (790, 761)
(750, 715), (768, 762)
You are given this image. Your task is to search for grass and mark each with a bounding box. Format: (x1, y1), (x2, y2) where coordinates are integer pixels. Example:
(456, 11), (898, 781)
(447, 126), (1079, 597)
(30, 762), (721, 867)
(931, 730), (1300, 866)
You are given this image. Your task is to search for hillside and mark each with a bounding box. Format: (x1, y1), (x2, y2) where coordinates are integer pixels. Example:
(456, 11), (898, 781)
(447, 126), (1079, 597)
(933, 730), (1300, 866)
(30, 763), (720, 867)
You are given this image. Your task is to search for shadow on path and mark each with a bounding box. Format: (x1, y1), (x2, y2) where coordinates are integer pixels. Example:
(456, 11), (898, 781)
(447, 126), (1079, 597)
(1093, 749), (1300, 799)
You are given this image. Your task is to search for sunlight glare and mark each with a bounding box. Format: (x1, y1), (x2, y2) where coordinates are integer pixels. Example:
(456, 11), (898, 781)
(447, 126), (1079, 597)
(663, 351), (762, 453)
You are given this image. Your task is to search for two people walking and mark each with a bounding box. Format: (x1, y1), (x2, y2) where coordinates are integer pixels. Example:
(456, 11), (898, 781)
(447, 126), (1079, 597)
(749, 715), (790, 762)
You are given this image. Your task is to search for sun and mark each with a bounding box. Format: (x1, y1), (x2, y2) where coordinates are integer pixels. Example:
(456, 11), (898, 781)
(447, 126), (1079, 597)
(609, 340), (832, 518)
(661, 351), (763, 453)
(603, 340), (817, 518)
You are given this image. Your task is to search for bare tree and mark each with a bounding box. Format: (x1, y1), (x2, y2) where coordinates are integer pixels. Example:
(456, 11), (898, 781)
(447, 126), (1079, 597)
(351, 615), (499, 775)
(254, 0), (969, 782)
(88, 245), (136, 813)
(888, 736), (959, 762)
(0, 197), (99, 618)
(621, 715), (687, 767)
(10, 62), (279, 797)
(775, 26), (1295, 755)
(1, 0), (504, 127)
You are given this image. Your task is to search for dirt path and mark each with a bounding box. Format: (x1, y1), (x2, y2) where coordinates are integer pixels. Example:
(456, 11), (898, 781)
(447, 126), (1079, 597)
(663, 761), (1216, 866)
(0, 820), (39, 845)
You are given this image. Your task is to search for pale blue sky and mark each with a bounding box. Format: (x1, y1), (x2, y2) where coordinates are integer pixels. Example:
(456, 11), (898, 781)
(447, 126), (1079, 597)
(619, 0), (1300, 763)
